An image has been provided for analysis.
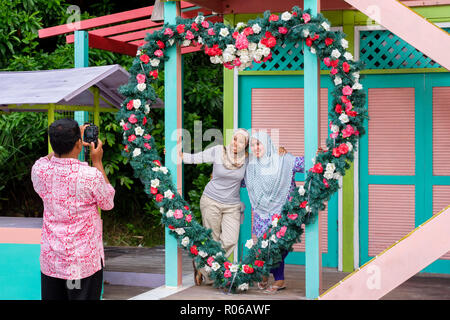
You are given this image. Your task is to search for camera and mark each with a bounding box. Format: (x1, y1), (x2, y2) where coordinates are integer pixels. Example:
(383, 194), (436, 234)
(83, 123), (99, 148)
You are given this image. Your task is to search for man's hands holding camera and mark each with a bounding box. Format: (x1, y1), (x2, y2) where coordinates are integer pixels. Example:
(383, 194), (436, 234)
(80, 124), (109, 184)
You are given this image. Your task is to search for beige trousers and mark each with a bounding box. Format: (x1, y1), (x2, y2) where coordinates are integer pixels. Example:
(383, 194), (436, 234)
(199, 194), (241, 258)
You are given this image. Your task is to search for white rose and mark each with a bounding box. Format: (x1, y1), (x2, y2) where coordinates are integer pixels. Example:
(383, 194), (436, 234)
(222, 52), (235, 62)
(197, 36), (203, 45)
(339, 113), (349, 124)
(135, 126), (144, 136)
(151, 179), (160, 188)
(137, 83), (146, 92)
(334, 76), (342, 86)
(331, 124), (340, 133)
(302, 29), (310, 38)
(160, 167), (168, 174)
(261, 240), (268, 248)
(270, 234), (277, 243)
(166, 210), (174, 218)
(194, 15), (204, 24)
(238, 283), (249, 291)
(133, 99), (141, 109)
(333, 172), (342, 180)
(310, 47), (316, 54)
(344, 52), (353, 61)
(261, 47), (271, 56)
(326, 163), (336, 172)
(144, 104), (150, 114)
(132, 148), (141, 157)
(272, 218), (278, 228)
(210, 56), (222, 64)
(219, 28), (229, 37)
(164, 189), (174, 199)
(245, 239), (254, 249)
(182, 40), (191, 47)
(211, 262), (220, 271)
(119, 120), (125, 127)
(204, 265), (211, 273)
(239, 54), (250, 64)
(324, 171), (334, 180)
(152, 166), (159, 172)
(352, 82), (363, 90)
(352, 72), (360, 80)
(181, 237), (189, 247)
(230, 264), (238, 272)
(252, 23), (261, 34)
(225, 44), (236, 54)
(321, 22), (330, 31)
(298, 185), (306, 196)
(136, 50), (142, 56)
(341, 38), (349, 49)
(331, 49), (341, 59)
(281, 11), (292, 21)
(175, 228), (185, 235)
(168, 39), (175, 46)
(160, 207), (164, 214)
(306, 205), (312, 213)
(236, 22), (246, 30)
(248, 42), (257, 52)
(198, 250), (208, 258)
(346, 142), (353, 151)
(150, 59), (160, 67)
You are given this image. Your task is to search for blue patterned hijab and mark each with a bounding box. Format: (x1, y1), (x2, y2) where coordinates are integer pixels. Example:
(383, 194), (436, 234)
(245, 131), (296, 219)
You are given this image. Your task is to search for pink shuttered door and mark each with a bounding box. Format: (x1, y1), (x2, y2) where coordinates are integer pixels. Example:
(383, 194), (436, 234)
(367, 87), (416, 257)
(432, 86), (450, 260)
(250, 88), (329, 253)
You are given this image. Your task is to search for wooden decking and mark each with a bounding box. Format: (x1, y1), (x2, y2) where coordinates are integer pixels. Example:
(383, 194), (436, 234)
(102, 246), (450, 300)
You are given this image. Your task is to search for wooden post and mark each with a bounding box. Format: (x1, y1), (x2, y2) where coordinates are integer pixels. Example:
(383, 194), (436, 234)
(48, 104), (55, 153)
(164, 0), (183, 288)
(304, 0), (322, 300)
(74, 30), (89, 161)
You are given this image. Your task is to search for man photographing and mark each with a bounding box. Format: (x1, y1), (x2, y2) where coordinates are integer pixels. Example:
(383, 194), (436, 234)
(31, 118), (115, 300)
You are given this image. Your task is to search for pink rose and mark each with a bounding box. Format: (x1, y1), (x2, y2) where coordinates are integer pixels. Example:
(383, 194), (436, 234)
(207, 28), (215, 36)
(136, 74), (146, 84)
(269, 14), (279, 22)
(207, 256), (214, 267)
(126, 100), (134, 110)
(144, 143), (151, 150)
(224, 270), (232, 278)
(139, 54), (150, 64)
(323, 178), (330, 188)
(144, 134), (151, 140)
(278, 27), (288, 34)
(276, 226), (287, 238)
(185, 214), (192, 223)
(233, 58), (242, 67)
(201, 21), (209, 28)
(174, 209), (183, 219)
(288, 214), (298, 220)
(128, 134), (136, 142)
(330, 68), (338, 75)
(164, 28), (174, 37)
(176, 24), (185, 34)
(122, 123), (130, 131)
(342, 85), (353, 96)
(302, 13), (311, 23)
(154, 49), (163, 57)
(185, 30), (195, 40)
(235, 33), (249, 50)
(323, 57), (331, 67)
(128, 114), (138, 124)
(330, 132), (339, 139)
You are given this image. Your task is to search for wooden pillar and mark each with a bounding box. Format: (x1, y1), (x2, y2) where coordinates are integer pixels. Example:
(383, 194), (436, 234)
(48, 104), (55, 153)
(304, 0), (322, 300)
(164, 0), (183, 288)
(92, 86), (100, 127)
(74, 30), (89, 161)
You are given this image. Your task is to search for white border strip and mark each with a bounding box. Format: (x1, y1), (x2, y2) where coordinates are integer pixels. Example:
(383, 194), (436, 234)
(338, 176), (343, 271)
(233, 67), (239, 130)
(128, 274), (195, 300)
(353, 142), (360, 269)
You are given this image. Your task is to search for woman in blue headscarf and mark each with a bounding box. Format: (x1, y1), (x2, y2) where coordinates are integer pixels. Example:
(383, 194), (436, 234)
(244, 131), (305, 293)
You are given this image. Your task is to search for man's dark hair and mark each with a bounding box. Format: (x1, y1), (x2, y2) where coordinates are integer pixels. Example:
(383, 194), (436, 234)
(49, 118), (81, 156)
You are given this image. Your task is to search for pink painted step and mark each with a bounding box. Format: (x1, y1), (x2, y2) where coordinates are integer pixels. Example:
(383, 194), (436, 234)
(344, 0), (450, 71)
(319, 206), (450, 300)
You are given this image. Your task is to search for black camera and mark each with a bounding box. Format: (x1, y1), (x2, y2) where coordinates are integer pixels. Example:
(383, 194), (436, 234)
(83, 123), (99, 148)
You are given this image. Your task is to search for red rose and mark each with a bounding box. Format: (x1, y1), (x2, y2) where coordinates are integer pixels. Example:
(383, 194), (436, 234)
(143, 116), (147, 125)
(157, 40), (165, 49)
(190, 245), (198, 255)
(335, 104), (343, 114)
(155, 194), (163, 202)
(300, 201), (308, 208)
(224, 261), (232, 270)
(265, 31), (274, 38)
(331, 60), (339, 68)
(243, 265), (254, 274)
(332, 148), (341, 158)
(269, 14), (279, 22)
(305, 37), (313, 47)
(312, 34), (319, 41)
(338, 143), (349, 155)
(323, 178), (329, 188)
(191, 23), (199, 31)
(184, 205), (189, 211)
(126, 100), (134, 110)
(343, 62), (350, 73)
(341, 95), (350, 104)
(243, 27), (254, 36)
(325, 37), (334, 46)
(232, 31), (239, 39)
(263, 233), (267, 239)
(288, 213), (298, 220)
(168, 225), (175, 230)
(347, 110), (357, 117)
(254, 260), (264, 267)
(150, 187), (158, 195)
(153, 160), (162, 166)
(139, 54), (150, 64)
(311, 162), (324, 174)
(266, 37), (277, 48)
(128, 134), (136, 142)
(176, 24), (185, 34)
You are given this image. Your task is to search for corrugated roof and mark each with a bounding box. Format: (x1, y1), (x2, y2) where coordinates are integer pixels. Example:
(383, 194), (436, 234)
(0, 65), (129, 110)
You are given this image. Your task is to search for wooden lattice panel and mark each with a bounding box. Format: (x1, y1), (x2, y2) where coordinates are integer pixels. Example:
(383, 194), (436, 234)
(360, 29), (450, 69)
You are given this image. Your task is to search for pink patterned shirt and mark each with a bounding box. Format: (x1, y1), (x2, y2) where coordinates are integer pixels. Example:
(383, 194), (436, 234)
(31, 156), (115, 280)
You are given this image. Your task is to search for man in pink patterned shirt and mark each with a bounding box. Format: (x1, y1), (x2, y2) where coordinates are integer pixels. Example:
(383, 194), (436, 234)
(31, 118), (115, 300)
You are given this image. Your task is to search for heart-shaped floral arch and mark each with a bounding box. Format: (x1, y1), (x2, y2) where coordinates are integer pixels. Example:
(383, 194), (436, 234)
(116, 6), (367, 293)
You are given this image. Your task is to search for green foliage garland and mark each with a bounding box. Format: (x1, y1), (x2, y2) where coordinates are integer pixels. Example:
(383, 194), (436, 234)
(116, 6), (367, 293)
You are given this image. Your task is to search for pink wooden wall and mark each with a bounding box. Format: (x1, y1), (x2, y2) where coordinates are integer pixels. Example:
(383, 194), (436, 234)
(250, 88), (329, 252)
(432, 185), (450, 260)
(433, 87), (450, 176)
(368, 87), (415, 176)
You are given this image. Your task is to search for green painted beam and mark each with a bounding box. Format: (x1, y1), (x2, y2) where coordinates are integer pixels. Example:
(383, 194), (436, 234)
(223, 14), (235, 145)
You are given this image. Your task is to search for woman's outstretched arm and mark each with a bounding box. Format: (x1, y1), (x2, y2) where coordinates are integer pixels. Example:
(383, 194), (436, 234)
(182, 144), (219, 164)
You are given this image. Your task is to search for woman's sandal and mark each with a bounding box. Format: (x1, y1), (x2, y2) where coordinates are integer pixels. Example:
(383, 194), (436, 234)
(264, 285), (286, 294)
(192, 261), (203, 286)
(257, 281), (268, 290)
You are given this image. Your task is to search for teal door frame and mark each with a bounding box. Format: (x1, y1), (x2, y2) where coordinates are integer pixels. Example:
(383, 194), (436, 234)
(359, 73), (450, 274)
(237, 74), (339, 268)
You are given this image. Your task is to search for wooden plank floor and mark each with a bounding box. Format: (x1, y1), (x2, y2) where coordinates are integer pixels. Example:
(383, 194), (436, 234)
(103, 246), (450, 300)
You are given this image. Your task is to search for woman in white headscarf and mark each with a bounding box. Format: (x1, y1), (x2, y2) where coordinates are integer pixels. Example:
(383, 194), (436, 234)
(244, 131), (305, 293)
(181, 128), (250, 285)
